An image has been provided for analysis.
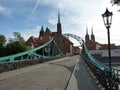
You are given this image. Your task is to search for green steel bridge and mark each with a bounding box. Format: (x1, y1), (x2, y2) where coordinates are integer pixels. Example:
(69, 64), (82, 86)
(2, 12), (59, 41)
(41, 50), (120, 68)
(0, 33), (119, 89)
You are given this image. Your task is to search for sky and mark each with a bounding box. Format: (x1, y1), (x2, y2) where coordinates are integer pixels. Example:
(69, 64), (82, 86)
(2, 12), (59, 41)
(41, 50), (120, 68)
(0, 0), (120, 45)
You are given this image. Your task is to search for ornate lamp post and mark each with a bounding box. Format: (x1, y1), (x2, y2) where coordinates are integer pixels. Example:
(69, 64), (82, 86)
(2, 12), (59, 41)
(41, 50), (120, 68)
(102, 8), (113, 89)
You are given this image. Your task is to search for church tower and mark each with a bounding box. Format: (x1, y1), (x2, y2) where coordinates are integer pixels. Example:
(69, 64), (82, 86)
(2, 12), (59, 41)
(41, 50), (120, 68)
(39, 25), (44, 37)
(57, 11), (62, 34)
(85, 27), (89, 42)
(91, 27), (95, 42)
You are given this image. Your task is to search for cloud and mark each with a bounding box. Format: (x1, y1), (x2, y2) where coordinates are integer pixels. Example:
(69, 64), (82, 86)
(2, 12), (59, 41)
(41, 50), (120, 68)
(46, 0), (102, 31)
(20, 25), (42, 40)
(2, 0), (120, 45)
(46, 0), (120, 44)
(0, 4), (12, 18)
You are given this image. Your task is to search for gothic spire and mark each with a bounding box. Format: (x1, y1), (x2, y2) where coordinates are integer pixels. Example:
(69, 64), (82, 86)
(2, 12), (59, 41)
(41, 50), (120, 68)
(91, 27), (93, 35)
(91, 27), (95, 42)
(86, 27), (88, 35)
(57, 11), (62, 34)
(85, 27), (89, 42)
(39, 25), (44, 37)
(58, 11), (60, 24)
(41, 25), (44, 31)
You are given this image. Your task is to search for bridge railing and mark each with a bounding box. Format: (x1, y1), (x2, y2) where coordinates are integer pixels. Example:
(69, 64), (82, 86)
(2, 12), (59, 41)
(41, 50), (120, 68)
(0, 38), (64, 63)
(0, 36), (65, 73)
(82, 43), (120, 90)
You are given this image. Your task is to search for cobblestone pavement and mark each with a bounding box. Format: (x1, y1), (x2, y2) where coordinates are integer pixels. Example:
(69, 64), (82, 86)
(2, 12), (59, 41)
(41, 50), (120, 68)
(0, 55), (79, 90)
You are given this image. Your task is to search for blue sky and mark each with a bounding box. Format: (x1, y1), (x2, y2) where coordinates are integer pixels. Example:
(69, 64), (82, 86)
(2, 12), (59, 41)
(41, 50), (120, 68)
(0, 0), (120, 45)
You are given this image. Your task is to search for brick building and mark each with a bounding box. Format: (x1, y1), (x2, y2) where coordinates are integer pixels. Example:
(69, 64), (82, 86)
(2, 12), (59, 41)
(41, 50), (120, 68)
(85, 27), (120, 51)
(85, 27), (96, 50)
(26, 12), (80, 56)
(85, 27), (120, 60)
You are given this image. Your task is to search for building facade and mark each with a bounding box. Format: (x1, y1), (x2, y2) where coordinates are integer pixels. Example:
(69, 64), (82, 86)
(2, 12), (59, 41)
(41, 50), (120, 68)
(26, 12), (80, 56)
(85, 27), (96, 50)
(89, 49), (120, 57)
(85, 27), (120, 58)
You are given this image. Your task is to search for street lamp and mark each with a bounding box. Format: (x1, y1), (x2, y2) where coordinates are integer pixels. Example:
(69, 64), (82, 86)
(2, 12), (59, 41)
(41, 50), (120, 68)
(102, 8), (113, 28)
(102, 8), (113, 89)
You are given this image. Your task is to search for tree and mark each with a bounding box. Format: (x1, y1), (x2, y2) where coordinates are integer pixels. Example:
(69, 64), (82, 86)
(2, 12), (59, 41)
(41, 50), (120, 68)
(0, 34), (6, 47)
(0, 32), (27, 57)
(9, 32), (25, 43)
(6, 32), (27, 55)
(6, 41), (27, 55)
(0, 46), (6, 57)
(0, 35), (7, 57)
(111, 0), (120, 5)
(110, 0), (120, 12)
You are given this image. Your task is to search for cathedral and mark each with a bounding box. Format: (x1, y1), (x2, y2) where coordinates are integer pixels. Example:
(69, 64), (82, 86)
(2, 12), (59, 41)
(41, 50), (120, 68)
(85, 27), (96, 50)
(26, 12), (80, 56)
(85, 27), (120, 58)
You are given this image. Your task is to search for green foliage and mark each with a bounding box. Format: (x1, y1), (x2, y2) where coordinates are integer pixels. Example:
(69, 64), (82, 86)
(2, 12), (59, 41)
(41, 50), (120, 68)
(111, 0), (120, 12)
(0, 35), (7, 57)
(0, 35), (6, 47)
(111, 0), (120, 5)
(6, 32), (27, 55)
(0, 46), (6, 57)
(9, 32), (25, 43)
(6, 41), (27, 55)
(0, 32), (27, 57)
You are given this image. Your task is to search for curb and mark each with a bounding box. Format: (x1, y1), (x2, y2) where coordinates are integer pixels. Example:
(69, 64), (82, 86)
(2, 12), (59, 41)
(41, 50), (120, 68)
(66, 58), (79, 90)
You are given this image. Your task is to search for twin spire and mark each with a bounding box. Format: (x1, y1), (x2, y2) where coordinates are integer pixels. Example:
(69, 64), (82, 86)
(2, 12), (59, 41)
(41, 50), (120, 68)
(86, 27), (94, 35)
(85, 27), (95, 42)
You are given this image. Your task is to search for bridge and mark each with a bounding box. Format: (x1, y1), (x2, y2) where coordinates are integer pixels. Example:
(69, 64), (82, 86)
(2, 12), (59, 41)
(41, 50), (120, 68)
(0, 33), (119, 90)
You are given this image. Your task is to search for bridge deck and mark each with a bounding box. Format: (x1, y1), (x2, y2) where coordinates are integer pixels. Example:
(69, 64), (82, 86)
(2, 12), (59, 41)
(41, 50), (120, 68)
(0, 55), (100, 90)
(0, 56), (78, 90)
(66, 55), (100, 90)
